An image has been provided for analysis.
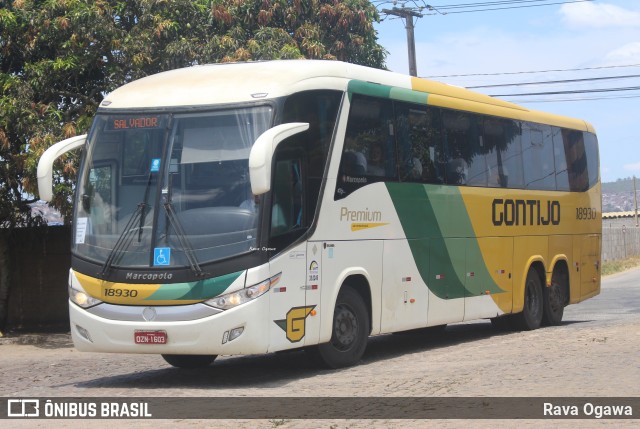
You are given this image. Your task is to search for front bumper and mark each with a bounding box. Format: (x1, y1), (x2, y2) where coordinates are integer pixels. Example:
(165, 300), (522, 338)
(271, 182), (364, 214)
(69, 294), (270, 355)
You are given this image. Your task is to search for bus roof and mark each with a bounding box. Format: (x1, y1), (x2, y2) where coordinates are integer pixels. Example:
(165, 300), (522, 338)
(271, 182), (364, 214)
(100, 60), (594, 132)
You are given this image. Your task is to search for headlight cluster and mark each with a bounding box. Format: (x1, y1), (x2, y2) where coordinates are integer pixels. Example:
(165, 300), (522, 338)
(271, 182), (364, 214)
(205, 272), (281, 310)
(69, 285), (102, 308)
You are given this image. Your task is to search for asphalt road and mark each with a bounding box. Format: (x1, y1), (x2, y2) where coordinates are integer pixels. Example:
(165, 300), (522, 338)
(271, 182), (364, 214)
(1, 268), (639, 428)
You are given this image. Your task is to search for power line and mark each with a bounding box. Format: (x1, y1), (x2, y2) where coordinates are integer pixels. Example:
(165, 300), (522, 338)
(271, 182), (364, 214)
(424, 63), (640, 78)
(509, 94), (640, 103)
(489, 86), (640, 97)
(428, 0), (593, 14)
(467, 74), (640, 89)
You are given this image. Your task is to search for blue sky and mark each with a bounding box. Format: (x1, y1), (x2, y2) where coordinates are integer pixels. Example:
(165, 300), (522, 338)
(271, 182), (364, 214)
(373, 0), (640, 183)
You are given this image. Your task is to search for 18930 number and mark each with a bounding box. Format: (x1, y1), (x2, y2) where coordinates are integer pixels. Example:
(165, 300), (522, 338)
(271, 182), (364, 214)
(576, 207), (598, 220)
(104, 288), (138, 298)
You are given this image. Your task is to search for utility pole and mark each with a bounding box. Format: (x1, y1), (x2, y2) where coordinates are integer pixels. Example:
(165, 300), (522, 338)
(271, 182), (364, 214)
(634, 175), (638, 227)
(381, 7), (423, 77)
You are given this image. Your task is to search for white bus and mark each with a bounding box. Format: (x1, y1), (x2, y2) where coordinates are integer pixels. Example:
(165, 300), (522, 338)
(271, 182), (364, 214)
(38, 60), (600, 368)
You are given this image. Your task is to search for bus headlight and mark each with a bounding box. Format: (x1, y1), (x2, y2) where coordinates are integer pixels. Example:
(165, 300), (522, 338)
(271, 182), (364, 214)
(205, 272), (281, 310)
(69, 285), (102, 308)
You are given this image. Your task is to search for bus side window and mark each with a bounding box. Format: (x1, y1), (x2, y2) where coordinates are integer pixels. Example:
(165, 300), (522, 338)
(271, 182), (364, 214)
(564, 130), (589, 192)
(583, 132), (599, 189)
(336, 95), (394, 199)
(522, 123), (556, 190)
(396, 103), (443, 184)
(442, 110), (479, 185)
(554, 128), (571, 192)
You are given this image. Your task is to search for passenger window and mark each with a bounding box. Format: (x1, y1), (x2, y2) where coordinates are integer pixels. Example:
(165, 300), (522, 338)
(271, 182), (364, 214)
(442, 110), (480, 185)
(584, 132), (599, 189)
(396, 103), (444, 183)
(522, 123), (556, 190)
(499, 120), (524, 188)
(336, 95), (396, 199)
(554, 128), (571, 192)
(564, 129), (589, 192)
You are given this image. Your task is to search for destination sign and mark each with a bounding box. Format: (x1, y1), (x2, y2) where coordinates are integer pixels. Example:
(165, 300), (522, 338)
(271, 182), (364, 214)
(107, 116), (164, 130)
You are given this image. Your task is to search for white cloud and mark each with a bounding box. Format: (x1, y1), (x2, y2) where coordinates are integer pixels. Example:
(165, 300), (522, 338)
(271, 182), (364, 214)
(603, 42), (640, 64)
(560, 2), (640, 29)
(623, 162), (640, 173)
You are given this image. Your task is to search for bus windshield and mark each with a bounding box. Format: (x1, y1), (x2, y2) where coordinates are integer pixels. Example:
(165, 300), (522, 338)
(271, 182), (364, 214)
(73, 106), (273, 272)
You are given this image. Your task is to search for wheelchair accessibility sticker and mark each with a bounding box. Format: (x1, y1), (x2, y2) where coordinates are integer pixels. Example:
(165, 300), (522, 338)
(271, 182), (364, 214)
(150, 158), (161, 172)
(154, 248), (171, 266)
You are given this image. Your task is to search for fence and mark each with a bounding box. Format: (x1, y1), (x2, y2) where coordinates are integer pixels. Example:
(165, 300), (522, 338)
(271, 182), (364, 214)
(602, 226), (640, 261)
(0, 226), (71, 332)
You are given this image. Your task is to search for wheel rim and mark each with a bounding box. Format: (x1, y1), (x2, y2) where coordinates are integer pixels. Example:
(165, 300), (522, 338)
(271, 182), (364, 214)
(332, 304), (358, 351)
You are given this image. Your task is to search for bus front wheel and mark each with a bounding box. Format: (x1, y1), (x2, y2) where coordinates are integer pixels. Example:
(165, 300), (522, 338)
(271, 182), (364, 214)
(512, 268), (543, 331)
(162, 354), (217, 368)
(310, 287), (369, 369)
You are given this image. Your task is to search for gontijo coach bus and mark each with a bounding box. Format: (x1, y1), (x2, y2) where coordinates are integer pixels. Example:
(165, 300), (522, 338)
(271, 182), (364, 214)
(38, 60), (601, 369)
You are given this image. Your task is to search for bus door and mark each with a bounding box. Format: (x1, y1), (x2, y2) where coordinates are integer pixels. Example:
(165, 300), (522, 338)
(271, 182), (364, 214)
(267, 155), (317, 352)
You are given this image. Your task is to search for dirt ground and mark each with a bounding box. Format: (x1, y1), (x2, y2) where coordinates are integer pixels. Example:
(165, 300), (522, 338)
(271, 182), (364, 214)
(1, 269), (639, 428)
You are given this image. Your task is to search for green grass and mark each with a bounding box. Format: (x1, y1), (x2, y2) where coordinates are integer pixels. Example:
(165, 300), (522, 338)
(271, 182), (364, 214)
(602, 255), (640, 277)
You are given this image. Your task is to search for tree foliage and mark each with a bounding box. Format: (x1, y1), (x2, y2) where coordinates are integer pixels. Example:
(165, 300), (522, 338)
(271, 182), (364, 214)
(0, 0), (386, 227)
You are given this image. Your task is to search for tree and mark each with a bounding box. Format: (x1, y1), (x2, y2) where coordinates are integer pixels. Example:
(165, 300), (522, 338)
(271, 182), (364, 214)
(208, 0), (386, 66)
(1, 0), (386, 227)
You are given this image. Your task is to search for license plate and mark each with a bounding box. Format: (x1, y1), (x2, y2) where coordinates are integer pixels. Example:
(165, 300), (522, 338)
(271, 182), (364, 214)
(134, 330), (167, 345)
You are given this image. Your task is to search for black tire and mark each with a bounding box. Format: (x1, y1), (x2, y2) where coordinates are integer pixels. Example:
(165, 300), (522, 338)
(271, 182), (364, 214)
(511, 268), (544, 331)
(542, 269), (567, 326)
(161, 354), (217, 368)
(309, 287), (369, 369)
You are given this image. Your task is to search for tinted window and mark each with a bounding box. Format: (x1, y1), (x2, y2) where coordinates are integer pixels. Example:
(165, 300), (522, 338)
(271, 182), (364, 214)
(522, 123), (556, 190)
(554, 127), (570, 191)
(336, 95), (395, 199)
(498, 119), (523, 188)
(584, 132), (599, 189)
(395, 103), (444, 183)
(442, 110), (481, 185)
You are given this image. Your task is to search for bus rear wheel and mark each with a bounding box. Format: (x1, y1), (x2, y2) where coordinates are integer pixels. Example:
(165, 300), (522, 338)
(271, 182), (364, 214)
(162, 354), (217, 368)
(310, 287), (369, 369)
(512, 268), (543, 331)
(542, 268), (567, 326)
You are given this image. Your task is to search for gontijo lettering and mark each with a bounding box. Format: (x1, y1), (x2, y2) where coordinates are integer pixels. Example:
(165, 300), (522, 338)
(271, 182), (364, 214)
(492, 199), (560, 226)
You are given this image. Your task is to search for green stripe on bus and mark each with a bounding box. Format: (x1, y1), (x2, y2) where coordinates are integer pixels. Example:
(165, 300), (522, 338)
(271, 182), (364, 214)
(347, 80), (428, 105)
(347, 80), (392, 100)
(146, 270), (244, 301)
(386, 183), (503, 299)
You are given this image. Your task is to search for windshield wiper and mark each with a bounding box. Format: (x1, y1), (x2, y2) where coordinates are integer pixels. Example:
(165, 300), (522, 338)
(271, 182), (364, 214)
(98, 202), (147, 278)
(163, 201), (205, 277)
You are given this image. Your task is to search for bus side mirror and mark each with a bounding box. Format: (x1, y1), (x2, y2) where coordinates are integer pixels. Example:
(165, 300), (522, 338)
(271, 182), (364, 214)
(37, 134), (87, 202)
(249, 123), (309, 195)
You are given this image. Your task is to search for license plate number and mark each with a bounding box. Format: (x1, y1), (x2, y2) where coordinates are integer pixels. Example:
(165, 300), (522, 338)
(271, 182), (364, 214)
(134, 330), (167, 344)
